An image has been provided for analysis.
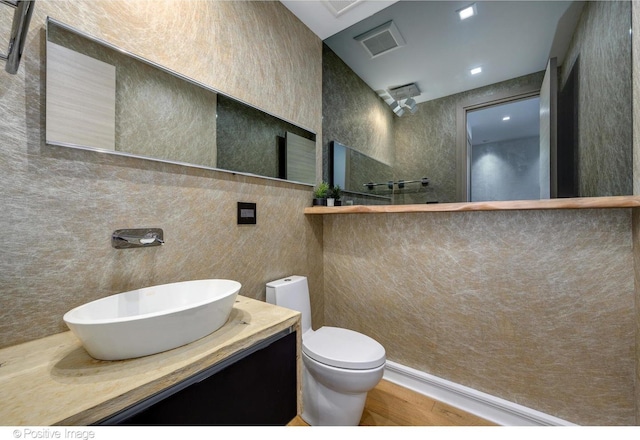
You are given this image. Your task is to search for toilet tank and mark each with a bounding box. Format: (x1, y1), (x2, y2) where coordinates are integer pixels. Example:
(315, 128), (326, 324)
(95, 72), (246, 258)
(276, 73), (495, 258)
(266, 275), (311, 333)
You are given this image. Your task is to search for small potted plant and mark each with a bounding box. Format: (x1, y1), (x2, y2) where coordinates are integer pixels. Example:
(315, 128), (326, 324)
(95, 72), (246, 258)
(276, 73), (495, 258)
(313, 181), (330, 206)
(330, 185), (343, 206)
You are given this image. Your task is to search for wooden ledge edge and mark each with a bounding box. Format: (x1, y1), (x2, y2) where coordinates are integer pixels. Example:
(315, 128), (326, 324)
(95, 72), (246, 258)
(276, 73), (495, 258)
(303, 196), (640, 215)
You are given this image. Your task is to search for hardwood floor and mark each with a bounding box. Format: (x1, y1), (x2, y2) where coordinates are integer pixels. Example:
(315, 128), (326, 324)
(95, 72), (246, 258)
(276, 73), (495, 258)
(288, 379), (495, 426)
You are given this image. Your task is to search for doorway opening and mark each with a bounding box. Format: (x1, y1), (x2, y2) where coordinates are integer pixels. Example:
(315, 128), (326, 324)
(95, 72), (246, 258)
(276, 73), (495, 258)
(467, 96), (541, 202)
(455, 85), (542, 202)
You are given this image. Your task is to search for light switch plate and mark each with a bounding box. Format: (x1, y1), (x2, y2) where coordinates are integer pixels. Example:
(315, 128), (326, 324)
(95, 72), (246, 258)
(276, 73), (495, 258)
(237, 202), (257, 225)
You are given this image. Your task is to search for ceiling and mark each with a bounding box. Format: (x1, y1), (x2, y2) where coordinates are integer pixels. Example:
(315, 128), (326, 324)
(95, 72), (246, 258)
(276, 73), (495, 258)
(280, 0), (399, 41)
(281, 0), (581, 144)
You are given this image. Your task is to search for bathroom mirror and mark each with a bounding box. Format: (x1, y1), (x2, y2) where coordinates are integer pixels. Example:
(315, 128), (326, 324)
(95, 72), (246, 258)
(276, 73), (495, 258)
(330, 140), (437, 204)
(322, 0), (633, 204)
(45, 18), (317, 185)
(329, 140), (397, 202)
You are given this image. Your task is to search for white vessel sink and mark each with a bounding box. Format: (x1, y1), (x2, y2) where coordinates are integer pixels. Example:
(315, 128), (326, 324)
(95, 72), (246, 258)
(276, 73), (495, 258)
(63, 279), (241, 360)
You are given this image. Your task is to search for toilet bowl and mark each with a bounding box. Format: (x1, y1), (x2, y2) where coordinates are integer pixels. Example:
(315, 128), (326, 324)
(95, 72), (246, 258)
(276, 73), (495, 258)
(266, 275), (385, 426)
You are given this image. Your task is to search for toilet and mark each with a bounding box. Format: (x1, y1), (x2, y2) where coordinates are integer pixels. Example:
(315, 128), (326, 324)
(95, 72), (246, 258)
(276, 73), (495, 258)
(266, 275), (386, 426)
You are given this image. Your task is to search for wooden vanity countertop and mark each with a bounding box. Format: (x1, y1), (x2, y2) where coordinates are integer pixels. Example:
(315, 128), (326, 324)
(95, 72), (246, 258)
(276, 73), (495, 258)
(0, 296), (301, 426)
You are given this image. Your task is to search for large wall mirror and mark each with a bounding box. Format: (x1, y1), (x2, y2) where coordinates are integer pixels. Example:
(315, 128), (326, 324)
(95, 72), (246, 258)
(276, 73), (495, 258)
(321, 1), (632, 205)
(45, 18), (317, 186)
(329, 140), (434, 205)
(329, 141), (392, 204)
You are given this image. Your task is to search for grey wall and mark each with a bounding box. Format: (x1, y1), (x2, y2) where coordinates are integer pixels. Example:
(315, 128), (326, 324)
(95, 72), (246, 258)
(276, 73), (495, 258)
(0, 0), (324, 348)
(632, 0), (640, 425)
(561, 0), (633, 197)
(323, 208), (635, 425)
(471, 136), (541, 202)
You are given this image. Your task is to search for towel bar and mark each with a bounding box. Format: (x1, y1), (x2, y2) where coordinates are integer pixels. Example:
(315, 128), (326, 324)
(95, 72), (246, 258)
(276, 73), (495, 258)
(1, 0), (35, 74)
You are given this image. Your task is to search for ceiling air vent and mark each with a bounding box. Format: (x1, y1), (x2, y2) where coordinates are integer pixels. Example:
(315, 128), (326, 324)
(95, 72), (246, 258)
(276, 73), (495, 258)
(323, 0), (361, 17)
(355, 20), (406, 58)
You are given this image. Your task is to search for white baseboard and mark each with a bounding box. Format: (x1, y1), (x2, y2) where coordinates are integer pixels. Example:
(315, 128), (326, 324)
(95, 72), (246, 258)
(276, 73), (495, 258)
(383, 360), (576, 426)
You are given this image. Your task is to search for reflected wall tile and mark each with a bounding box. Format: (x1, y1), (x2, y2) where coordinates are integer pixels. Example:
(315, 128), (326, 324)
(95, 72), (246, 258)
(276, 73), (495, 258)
(632, 0), (640, 424)
(635, 1), (640, 197)
(561, 0), (633, 197)
(394, 72), (544, 204)
(322, 44), (395, 171)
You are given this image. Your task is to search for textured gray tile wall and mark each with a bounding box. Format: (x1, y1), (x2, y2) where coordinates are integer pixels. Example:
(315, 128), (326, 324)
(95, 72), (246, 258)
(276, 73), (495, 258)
(0, 0), (324, 348)
(561, 0), (633, 197)
(632, 0), (640, 425)
(323, 208), (635, 425)
(1, 0), (638, 426)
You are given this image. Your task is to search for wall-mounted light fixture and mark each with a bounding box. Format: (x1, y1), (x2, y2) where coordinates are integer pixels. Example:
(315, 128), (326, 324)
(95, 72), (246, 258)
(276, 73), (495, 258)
(386, 83), (421, 117)
(390, 99), (404, 117)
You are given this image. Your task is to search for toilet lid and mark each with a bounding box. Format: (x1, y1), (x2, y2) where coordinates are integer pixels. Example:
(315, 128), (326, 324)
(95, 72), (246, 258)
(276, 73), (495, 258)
(303, 326), (386, 370)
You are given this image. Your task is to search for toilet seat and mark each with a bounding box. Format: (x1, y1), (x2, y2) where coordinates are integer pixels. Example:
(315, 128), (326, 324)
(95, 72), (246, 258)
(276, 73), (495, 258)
(303, 326), (386, 370)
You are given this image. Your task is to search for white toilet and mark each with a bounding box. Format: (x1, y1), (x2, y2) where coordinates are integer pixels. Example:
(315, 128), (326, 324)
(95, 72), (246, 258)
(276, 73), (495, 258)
(266, 275), (386, 426)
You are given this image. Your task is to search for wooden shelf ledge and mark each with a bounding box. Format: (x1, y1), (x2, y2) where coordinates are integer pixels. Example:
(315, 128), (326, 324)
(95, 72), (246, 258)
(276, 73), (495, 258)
(304, 195), (640, 215)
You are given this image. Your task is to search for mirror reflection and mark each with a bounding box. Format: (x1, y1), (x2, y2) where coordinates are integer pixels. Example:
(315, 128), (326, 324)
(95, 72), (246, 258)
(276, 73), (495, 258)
(329, 140), (435, 205)
(321, 1), (632, 204)
(45, 18), (317, 185)
(468, 97), (541, 201)
(329, 141), (392, 203)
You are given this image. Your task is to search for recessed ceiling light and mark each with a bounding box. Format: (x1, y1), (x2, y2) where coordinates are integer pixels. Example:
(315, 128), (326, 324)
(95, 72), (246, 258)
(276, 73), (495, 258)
(457, 3), (477, 21)
(470, 67), (482, 75)
(502, 116), (511, 121)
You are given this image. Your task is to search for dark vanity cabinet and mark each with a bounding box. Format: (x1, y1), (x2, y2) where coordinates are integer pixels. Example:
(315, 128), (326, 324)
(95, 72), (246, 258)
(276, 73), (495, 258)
(98, 329), (297, 426)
